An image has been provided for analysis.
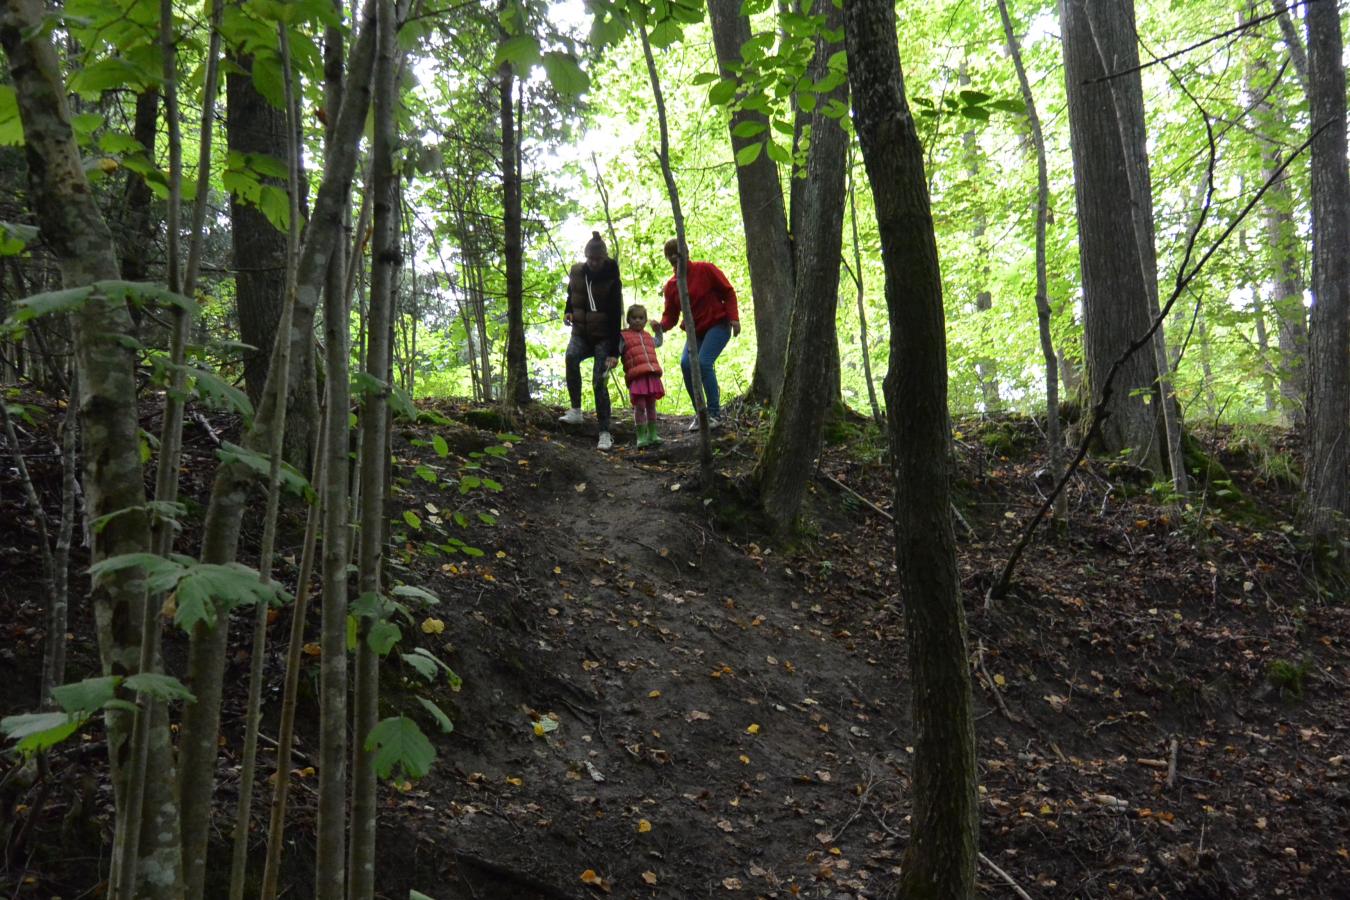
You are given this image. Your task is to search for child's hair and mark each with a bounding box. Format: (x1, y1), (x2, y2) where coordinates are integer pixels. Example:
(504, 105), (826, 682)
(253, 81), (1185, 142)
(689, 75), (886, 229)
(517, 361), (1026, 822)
(626, 303), (647, 323)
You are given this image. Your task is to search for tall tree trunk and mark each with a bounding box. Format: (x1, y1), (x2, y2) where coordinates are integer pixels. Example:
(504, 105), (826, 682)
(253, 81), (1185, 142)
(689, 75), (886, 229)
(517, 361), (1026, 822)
(116, 88), (159, 284)
(176, 3), (379, 893)
(1244, 47), (1308, 424)
(639, 15), (713, 470)
(0, 0), (177, 893)
(708, 0), (794, 405)
(843, 0), (978, 895)
(960, 62), (1000, 413)
(500, 28), (528, 405)
(349, 1), (399, 893)
(845, 147), (882, 425)
(228, 59), (319, 468)
(228, 62), (287, 406)
(997, 0), (1065, 521)
(1060, 0), (1175, 477)
(755, 0), (849, 534)
(1302, 1), (1350, 543)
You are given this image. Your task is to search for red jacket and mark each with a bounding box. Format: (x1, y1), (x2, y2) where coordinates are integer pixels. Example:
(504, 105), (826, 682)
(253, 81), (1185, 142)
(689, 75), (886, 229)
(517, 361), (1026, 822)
(619, 329), (662, 384)
(660, 261), (739, 337)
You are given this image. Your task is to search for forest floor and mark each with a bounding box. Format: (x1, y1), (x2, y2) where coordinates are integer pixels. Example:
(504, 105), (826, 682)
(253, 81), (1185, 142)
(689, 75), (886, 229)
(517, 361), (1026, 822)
(2, 394), (1348, 899)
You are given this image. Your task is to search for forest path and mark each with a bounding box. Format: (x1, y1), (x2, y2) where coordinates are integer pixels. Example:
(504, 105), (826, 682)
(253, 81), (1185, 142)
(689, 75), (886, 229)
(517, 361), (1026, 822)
(384, 407), (909, 899)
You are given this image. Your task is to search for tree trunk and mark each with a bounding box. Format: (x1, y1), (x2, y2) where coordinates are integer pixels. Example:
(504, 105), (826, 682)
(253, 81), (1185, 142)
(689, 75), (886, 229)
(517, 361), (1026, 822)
(1244, 47), (1308, 425)
(0, 0), (180, 893)
(708, 0), (794, 405)
(228, 58), (319, 468)
(755, 0), (848, 534)
(116, 88), (159, 284)
(640, 17), (712, 470)
(845, 149), (882, 425)
(843, 1), (978, 895)
(996, 0), (1064, 521)
(349, 0), (399, 893)
(1302, 1), (1350, 543)
(500, 33), (529, 405)
(176, 3), (379, 893)
(1060, 0), (1174, 477)
(960, 63), (999, 413)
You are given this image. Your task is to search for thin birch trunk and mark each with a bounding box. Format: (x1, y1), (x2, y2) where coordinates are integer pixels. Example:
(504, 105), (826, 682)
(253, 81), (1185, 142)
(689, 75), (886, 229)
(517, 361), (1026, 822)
(48, 370), (79, 705)
(639, 16), (710, 472)
(845, 148), (882, 426)
(349, 1), (399, 890)
(996, 0), (1065, 524)
(177, 3), (379, 892)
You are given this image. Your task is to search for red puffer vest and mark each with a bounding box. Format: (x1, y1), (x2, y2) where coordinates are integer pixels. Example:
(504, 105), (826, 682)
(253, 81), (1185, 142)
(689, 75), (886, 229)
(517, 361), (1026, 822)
(620, 329), (662, 384)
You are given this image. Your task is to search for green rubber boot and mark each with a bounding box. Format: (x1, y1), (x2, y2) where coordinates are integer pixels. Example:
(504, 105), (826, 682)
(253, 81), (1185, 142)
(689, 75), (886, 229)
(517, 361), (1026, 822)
(635, 422), (652, 448)
(647, 420), (663, 446)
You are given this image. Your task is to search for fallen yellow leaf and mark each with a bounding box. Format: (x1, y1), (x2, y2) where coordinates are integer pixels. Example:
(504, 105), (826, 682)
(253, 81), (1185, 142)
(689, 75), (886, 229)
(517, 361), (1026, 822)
(421, 617), (445, 634)
(739, 754), (750, 765)
(505, 776), (523, 786)
(648, 690), (662, 699)
(302, 642), (322, 657)
(994, 673), (1007, 686)
(642, 871), (658, 884)
(746, 723), (760, 735)
(637, 818), (652, 833)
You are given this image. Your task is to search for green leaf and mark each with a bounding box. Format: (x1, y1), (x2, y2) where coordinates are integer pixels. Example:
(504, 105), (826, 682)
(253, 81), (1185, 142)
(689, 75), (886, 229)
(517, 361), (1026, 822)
(649, 18), (681, 48)
(392, 584), (439, 606)
(416, 696), (454, 734)
(411, 891), (436, 900)
(959, 89), (991, 105)
(13, 281), (194, 324)
(347, 614), (359, 651)
(432, 434), (449, 457)
(90, 501), (186, 535)
(391, 385), (417, 421)
(731, 119), (767, 139)
(766, 140), (791, 164)
(364, 716), (436, 779)
(52, 675), (121, 714)
(414, 464), (438, 483)
(958, 106), (990, 121)
(798, 91), (818, 113)
(1, 712), (82, 754)
(403, 510), (422, 530)
(708, 78), (737, 107)
(990, 98), (1027, 114)
(368, 620), (402, 656)
(401, 650), (438, 682)
(216, 442), (316, 503)
(541, 52), (589, 99)
(163, 363), (253, 419)
(690, 71), (721, 86)
(124, 673), (196, 703)
(0, 85), (24, 146)
(477, 512), (497, 525)
(88, 552), (187, 596)
(175, 562), (287, 632)
(481, 478), (503, 492)
(495, 34), (540, 70)
(69, 57), (155, 96)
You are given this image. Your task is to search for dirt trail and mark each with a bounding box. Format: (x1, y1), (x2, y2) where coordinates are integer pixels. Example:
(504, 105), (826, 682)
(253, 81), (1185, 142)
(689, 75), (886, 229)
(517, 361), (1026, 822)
(394, 413), (908, 898)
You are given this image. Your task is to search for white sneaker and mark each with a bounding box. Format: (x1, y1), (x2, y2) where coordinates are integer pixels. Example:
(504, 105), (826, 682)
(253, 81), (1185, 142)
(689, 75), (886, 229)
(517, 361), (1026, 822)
(597, 431), (613, 451)
(559, 408), (583, 425)
(686, 416), (720, 432)
(686, 418), (700, 432)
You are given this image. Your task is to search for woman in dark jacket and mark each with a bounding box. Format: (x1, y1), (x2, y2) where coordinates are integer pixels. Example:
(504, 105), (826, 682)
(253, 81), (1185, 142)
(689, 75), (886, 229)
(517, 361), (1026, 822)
(559, 231), (623, 450)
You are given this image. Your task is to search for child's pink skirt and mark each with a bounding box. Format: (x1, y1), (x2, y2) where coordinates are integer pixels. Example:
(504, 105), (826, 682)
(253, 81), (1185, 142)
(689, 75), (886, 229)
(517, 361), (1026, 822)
(629, 375), (665, 401)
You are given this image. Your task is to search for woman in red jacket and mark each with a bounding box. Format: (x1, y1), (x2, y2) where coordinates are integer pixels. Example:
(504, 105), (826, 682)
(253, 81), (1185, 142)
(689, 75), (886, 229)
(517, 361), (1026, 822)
(656, 239), (740, 430)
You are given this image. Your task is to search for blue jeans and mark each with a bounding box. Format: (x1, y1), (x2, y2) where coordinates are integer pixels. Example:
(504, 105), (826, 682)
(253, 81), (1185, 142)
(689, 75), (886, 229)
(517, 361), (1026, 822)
(680, 321), (731, 418)
(565, 332), (614, 430)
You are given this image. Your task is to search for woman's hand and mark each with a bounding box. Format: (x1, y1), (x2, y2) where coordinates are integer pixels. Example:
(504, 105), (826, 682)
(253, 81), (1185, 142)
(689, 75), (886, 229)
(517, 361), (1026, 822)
(730, 320), (741, 337)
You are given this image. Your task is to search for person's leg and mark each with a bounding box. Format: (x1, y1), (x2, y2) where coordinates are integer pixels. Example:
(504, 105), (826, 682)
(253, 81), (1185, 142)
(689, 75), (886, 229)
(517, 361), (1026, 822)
(591, 350), (612, 432)
(697, 322), (732, 419)
(645, 398), (662, 444)
(564, 333), (586, 411)
(679, 342), (694, 408)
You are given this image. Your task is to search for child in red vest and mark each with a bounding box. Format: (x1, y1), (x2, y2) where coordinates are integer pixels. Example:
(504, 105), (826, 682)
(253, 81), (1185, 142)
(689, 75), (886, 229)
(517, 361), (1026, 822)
(619, 304), (665, 448)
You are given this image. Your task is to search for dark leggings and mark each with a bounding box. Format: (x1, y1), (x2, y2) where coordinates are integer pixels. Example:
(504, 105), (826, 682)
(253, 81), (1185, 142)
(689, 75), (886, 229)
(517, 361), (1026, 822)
(565, 332), (612, 430)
